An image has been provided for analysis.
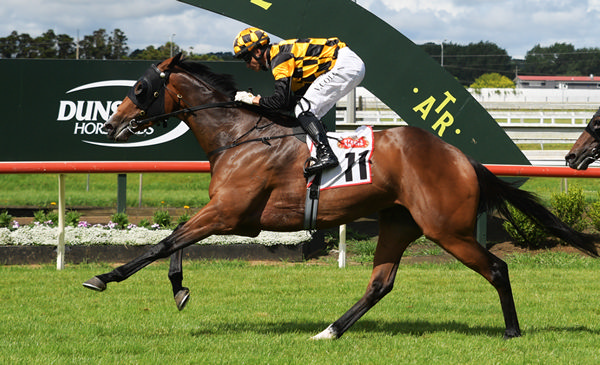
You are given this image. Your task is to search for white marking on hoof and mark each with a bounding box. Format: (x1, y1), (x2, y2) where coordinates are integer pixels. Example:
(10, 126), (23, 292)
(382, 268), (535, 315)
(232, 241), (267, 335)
(311, 324), (337, 340)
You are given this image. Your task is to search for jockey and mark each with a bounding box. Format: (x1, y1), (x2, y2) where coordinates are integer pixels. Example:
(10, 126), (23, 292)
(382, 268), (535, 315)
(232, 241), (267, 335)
(232, 27), (366, 177)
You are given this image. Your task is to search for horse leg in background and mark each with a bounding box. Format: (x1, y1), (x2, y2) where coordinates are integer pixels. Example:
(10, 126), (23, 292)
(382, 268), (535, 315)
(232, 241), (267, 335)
(436, 233), (521, 339)
(312, 206), (422, 339)
(169, 248), (190, 311)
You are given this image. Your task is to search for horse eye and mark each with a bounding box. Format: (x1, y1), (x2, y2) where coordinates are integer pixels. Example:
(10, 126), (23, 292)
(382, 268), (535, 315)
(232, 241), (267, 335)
(134, 81), (147, 96)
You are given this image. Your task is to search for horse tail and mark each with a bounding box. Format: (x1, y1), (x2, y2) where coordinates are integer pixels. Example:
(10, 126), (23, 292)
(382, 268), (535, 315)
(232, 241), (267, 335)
(468, 156), (598, 257)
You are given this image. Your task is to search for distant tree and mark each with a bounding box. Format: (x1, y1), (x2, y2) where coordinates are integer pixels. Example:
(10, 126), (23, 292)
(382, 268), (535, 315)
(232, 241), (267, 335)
(129, 42), (182, 60)
(420, 41), (512, 86)
(80, 29), (111, 59)
(15, 33), (35, 58)
(523, 43), (577, 75)
(470, 73), (515, 88)
(35, 29), (58, 58)
(0, 31), (19, 58)
(109, 29), (129, 59)
(56, 34), (75, 59)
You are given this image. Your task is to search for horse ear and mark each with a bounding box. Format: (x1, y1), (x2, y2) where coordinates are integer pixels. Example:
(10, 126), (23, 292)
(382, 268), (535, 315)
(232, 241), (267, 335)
(169, 52), (184, 67)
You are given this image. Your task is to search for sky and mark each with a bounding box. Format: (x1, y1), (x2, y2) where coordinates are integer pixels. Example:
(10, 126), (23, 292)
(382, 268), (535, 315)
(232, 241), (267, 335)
(2, 0), (600, 59)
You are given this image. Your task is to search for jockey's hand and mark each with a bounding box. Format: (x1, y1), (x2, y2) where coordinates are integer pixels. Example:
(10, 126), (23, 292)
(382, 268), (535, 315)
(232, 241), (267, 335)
(235, 91), (257, 105)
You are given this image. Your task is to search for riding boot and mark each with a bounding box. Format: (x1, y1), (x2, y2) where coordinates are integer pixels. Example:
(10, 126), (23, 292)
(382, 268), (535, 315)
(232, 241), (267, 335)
(297, 111), (339, 177)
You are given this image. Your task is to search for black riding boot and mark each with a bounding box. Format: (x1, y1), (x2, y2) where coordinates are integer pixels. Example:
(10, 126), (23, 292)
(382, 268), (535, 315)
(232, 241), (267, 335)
(298, 111), (339, 177)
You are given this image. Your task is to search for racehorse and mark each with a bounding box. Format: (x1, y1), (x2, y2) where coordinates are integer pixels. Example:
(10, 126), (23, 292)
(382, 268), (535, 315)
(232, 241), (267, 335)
(83, 54), (597, 340)
(566, 107), (600, 170)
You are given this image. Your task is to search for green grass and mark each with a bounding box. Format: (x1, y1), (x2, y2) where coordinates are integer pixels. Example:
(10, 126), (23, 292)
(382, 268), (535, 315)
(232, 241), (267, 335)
(2, 256), (600, 364)
(520, 177), (600, 203)
(0, 173), (211, 208)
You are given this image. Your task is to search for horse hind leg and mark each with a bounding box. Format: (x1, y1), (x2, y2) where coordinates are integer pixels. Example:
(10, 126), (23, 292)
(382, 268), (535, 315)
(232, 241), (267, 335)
(434, 233), (521, 339)
(313, 206), (422, 339)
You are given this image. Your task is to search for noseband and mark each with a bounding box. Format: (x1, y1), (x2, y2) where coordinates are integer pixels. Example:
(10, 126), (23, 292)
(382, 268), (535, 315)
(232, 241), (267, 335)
(583, 111), (600, 161)
(585, 113), (600, 143)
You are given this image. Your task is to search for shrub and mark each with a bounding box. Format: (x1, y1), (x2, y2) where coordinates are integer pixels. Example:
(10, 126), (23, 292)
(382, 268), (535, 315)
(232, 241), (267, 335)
(65, 211), (81, 227)
(588, 193), (600, 231)
(138, 218), (152, 229)
(177, 212), (191, 225)
(33, 210), (58, 227)
(503, 205), (547, 248)
(110, 212), (129, 229)
(551, 187), (586, 232)
(0, 211), (13, 228)
(153, 209), (172, 228)
(33, 210), (47, 223)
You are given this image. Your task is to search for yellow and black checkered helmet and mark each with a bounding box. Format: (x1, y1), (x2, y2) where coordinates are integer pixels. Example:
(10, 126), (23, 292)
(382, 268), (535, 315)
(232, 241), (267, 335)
(233, 27), (270, 59)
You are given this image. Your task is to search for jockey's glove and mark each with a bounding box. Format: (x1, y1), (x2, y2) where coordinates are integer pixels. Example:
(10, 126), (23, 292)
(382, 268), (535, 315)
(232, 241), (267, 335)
(235, 91), (258, 105)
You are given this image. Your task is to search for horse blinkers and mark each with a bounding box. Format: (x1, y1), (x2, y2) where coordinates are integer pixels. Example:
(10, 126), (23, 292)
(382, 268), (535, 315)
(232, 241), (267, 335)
(126, 64), (170, 127)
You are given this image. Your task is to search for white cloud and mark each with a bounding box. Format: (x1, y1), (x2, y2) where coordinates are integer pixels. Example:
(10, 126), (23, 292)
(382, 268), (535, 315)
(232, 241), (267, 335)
(1, 0), (599, 59)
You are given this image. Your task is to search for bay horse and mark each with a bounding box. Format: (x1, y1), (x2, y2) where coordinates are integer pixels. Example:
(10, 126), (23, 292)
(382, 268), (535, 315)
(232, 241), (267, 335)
(566, 107), (600, 170)
(83, 54), (597, 340)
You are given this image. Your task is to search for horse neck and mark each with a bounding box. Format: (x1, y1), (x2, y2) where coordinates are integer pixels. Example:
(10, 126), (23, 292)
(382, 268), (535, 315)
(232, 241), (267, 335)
(184, 104), (267, 159)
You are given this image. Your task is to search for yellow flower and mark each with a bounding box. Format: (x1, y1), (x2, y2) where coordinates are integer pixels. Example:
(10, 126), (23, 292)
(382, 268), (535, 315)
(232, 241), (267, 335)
(184, 205), (190, 210)
(50, 202), (56, 206)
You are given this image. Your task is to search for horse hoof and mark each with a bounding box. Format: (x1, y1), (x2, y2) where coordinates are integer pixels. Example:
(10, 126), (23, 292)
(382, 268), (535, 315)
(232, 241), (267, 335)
(174, 288), (190, 311)
(83, 276), (106, 292)
(503, 329), (522, 340)
(311, 324), (337, 340)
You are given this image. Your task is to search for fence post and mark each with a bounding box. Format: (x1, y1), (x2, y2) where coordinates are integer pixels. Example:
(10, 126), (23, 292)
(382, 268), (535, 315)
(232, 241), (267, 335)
(117, 174), (127, 214)
(57, 174), (66, 270)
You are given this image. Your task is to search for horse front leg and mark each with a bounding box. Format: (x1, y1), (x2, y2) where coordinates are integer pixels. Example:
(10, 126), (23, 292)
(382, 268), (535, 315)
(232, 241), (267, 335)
(82, 202), (232, 294)
(168, 248), (190, 311)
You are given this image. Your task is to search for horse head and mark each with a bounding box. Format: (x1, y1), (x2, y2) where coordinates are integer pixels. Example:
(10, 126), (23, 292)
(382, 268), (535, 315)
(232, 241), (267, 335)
(565, 108), (600, 170)
(103, 53), (237, 142)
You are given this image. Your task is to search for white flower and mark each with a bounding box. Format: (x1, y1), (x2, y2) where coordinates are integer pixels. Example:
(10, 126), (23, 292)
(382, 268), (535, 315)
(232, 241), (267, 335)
(0, 225), (312, 246)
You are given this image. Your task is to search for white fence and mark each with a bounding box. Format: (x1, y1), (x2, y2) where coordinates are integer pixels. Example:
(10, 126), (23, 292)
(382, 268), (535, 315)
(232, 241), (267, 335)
(335, 100), (594, 167)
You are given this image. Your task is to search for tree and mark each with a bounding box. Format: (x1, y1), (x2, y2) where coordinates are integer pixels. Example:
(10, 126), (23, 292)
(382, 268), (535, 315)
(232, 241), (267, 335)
(0, 31), (19, 58)
(35, 29), (58, 58)
(130, 42), (182, 60)
(80, 29), (111, 59)
(109, 29), (128, 59)
(470, 73), (515, 88)
(420, 41), (513, 86)
(523, 43), (576, 75)
(16, 33), (35, 58)
(56, 34), (75, 59)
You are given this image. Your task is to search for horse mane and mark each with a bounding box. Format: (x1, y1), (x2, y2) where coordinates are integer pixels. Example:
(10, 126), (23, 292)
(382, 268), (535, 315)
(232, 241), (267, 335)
(176, 58), (299, 127)
(177, 60), (238, 100)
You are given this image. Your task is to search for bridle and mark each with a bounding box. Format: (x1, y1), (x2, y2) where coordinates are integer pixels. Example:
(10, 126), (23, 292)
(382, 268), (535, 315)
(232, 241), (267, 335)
(123, 63), (238, 134)
(120, 61), (304, 157)
(583, 111), (600, 161)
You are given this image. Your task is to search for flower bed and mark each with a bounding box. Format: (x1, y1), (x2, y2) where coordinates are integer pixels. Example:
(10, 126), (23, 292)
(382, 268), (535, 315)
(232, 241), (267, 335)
(0, 221), (313, 247)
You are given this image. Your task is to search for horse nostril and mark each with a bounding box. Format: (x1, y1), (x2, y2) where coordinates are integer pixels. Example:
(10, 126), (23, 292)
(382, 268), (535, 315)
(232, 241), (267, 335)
(565, 153), (575, 163)
(102, 122), (113, 132)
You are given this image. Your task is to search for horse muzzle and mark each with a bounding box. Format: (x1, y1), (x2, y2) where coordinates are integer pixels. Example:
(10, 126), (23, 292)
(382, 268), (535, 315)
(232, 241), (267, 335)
(565, 149), (598, 170)
(103, 116), (134, 142)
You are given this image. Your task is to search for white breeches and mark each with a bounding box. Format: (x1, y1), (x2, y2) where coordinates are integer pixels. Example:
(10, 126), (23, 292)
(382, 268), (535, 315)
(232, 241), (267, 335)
(295, 47), (366, 119)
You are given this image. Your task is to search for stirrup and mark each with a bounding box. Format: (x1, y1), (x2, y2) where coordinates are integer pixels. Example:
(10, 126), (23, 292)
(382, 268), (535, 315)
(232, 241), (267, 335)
(303, 157), (319, 178)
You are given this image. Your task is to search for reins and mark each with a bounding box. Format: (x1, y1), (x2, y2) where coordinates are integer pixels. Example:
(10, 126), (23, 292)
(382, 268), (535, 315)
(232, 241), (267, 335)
(206, 116), (305, 158)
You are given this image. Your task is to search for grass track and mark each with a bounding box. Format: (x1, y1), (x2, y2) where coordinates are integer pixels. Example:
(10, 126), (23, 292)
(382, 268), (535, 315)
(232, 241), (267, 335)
(2, 255), (600, 364)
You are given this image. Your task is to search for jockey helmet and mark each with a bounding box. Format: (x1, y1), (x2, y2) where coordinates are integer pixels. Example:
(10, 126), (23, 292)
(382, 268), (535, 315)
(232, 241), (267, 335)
(233, 27), (270, 61)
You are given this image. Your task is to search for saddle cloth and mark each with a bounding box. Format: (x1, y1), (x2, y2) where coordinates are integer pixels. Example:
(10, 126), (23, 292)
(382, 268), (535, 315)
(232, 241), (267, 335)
(307, 125), (374, 190)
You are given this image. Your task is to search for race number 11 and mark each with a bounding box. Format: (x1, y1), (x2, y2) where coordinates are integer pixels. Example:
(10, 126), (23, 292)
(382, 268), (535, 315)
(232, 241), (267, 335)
(344, 151), (369, 182)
